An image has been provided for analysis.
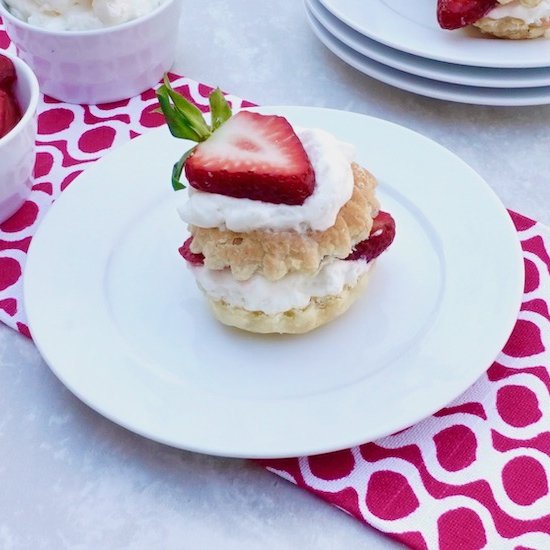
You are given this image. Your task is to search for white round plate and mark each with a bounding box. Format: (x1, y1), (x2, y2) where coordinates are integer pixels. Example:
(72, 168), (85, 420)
(306, 8), (550, 106)
(24, 107), (524, 459)
(308, 0), (550, 88)
(319, 0), (550, 68)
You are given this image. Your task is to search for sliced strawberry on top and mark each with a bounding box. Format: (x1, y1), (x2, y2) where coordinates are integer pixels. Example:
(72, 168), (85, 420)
(437, 0), (497, 30)
(346, 211), (396, 263)
(156, 79), (315, 203)
(184, 111), (315, 205)
(0, 55), (16, 90)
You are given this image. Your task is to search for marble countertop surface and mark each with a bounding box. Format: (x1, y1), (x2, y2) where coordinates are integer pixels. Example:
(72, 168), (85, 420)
(1, 0), (550, 548)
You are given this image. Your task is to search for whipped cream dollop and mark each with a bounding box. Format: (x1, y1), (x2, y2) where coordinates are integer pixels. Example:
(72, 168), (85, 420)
(487, 0), (550, 23)
(191, 258), (371, 315)
(178, 126), (355, 234)
(4, 0), (165, 30)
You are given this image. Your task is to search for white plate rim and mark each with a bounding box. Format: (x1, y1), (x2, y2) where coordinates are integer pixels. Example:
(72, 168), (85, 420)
(24, 106), (524, 458)
(318, 0), (550, 69)
(307, 0), (550, 88)
(306, 7), (550, 107)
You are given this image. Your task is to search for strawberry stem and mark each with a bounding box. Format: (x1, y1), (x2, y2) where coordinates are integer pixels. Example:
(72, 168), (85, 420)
(171, 147), (196, 191)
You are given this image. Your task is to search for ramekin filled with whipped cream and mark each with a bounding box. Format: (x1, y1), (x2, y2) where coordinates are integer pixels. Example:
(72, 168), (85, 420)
(0, 0), (183, 103)
(3, 0), (166, 31)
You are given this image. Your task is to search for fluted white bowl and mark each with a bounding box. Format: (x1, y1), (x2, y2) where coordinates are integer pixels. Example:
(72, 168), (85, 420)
(0, 0), (182, 104)
(0, 51), (39, 223)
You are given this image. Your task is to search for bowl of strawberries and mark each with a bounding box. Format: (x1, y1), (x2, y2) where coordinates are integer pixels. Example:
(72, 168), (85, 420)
(0, 50), (39, 223)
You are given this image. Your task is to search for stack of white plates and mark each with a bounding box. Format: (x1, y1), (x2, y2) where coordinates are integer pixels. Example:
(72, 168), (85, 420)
(305, 0), (550, 106)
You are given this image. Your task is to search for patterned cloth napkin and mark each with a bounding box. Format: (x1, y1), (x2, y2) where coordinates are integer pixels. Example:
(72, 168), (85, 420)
(259, 221), (550, 549)
(2, 20), (550, 550)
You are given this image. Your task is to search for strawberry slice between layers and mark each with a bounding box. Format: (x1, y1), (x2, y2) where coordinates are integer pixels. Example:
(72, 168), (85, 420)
(179, 237), (205, 266)
(346, 211), (396, 263)
(437, 0), (497, 30)
(179, 211), (396, 268)
(184, 111), (316, 205)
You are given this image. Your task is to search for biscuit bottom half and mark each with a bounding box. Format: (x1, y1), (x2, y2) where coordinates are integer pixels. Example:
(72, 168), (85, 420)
(204, 267), (373, 335)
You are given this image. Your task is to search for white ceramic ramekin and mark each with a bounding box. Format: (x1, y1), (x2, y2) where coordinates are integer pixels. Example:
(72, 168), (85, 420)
(0, 51), (39, 224)
(0, 0), (182, 105)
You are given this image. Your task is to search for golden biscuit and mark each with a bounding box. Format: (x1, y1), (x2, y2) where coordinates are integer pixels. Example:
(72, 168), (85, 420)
(188, 163), (380, 281)
(206, 268), (373, 334)
(474, 16), (550, 38)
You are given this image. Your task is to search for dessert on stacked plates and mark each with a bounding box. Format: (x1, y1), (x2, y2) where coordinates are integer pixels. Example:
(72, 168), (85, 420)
(304, 0), (550, 106)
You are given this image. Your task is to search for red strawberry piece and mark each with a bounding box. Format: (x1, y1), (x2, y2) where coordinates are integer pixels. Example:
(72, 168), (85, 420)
(437, 0), (497, 30)
(0, 55), (16, 90)
(346, 211), (396, 263)
(184, 111), (315, 205)
(179, 237), (204, 265)
(0, 89), (21, 139)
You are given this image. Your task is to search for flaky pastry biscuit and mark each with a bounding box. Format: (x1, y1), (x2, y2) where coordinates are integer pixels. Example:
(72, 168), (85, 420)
(206, 268), (372, 334)
(474, 16), (550, 38)
(188, 163), (379, 281)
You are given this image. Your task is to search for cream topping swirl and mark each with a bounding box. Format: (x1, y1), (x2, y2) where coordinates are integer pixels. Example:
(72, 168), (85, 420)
(191, 258), (371, 315)
(178, 126), (355, 234)
(487, 0), (550, 23)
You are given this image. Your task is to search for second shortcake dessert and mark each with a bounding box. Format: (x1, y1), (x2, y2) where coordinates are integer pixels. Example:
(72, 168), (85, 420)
(438, 0), (550, 39)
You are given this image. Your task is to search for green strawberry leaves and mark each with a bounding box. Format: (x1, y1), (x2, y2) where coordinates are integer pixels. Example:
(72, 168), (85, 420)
(157, 76), (210, 141)
(209, 88), (232, 131)
(172, 147), (195, 191)
(156, 76), (233, 191)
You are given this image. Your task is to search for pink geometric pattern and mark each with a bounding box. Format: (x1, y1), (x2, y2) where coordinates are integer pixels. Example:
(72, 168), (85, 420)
(2, 18), (550, 550)
(259, 213), (550, 549)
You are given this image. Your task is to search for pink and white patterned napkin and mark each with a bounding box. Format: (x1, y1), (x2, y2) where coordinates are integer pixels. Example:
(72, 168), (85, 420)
(259, 216), (550, 549)
(2, 19), (550, 550)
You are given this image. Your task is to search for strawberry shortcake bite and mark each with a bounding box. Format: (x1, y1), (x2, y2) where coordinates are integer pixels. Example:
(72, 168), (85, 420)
(157, 80), (395, 334)
(438, 0), (550, 38)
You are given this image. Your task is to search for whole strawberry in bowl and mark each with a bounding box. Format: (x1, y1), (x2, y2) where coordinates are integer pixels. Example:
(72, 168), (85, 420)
(0, 51), (39, 224)
(0, 54), (20, 139)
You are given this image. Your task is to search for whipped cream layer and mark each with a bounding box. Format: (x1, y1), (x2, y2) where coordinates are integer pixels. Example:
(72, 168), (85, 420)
(178, 126), (355, 234)
(191, 258), (371, 315)
(5, 0), (165, 30)
(487, 0), (550, 23)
